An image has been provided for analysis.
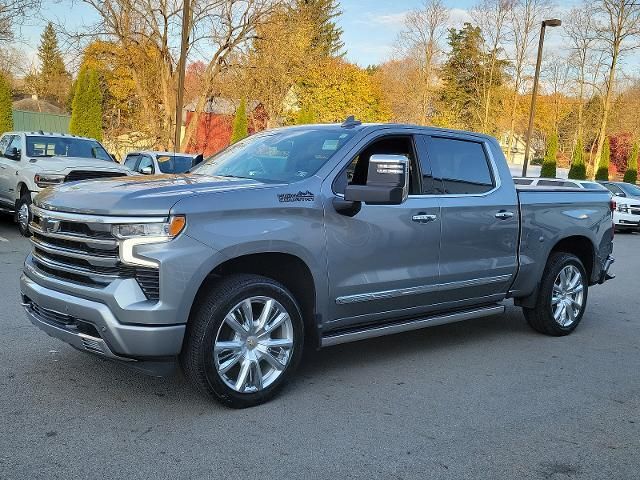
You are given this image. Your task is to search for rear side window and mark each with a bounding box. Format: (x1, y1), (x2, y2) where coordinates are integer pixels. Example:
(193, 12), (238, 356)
(538, 179), (577, 187)
(426, 137), (494, 194)
(514, 178), (534, 185)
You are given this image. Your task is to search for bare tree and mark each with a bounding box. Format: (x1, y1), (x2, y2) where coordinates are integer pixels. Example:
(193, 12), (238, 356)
(591, 0), (640, 173)
(75, 0), (279, 150)
(505, 0), (551, 161)
(396, 0), (449, 125)
(565, 2), (600, 145)
(0, 0), (40, 43)
(473, 0), (513, 133)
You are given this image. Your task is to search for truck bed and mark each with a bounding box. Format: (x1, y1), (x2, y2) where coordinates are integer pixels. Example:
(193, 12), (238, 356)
(509, 187), (613, 298)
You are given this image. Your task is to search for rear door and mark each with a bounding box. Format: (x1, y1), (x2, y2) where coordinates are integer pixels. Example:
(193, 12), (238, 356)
(421, 134), (518, 309)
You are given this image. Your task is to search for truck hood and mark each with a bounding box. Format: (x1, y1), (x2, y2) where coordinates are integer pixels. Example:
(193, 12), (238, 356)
(34, 174), (277, 216)
(29, 156), (131, 174)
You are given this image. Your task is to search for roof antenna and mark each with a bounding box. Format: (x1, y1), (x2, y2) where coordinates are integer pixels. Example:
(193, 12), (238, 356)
(341, 115), (361, 128)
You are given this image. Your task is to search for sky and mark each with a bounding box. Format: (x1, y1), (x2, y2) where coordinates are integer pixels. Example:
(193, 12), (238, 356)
(10, 0), (638, 75)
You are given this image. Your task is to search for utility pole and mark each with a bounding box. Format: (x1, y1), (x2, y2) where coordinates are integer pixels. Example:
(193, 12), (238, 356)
(522, 18), (562, 177)
(174, 0), (191, 152)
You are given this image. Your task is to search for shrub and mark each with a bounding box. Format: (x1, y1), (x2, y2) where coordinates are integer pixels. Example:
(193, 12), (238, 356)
(595, 137), (610, 181)
(230, 99), (249, 144)
(623, 143), (638, 184)
(540, 133), (558, 178)
(568, 136), (586, 180)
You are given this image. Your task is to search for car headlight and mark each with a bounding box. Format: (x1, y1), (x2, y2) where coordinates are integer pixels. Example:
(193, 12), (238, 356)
(113, 216), (186, 267)
(34, 174), (65, 188)
(617, 204), (630, 213)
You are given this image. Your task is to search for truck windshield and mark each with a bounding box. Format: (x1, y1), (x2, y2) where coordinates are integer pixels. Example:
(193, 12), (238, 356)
(26, 136), (113, 161)
(192, 128), (356, 183)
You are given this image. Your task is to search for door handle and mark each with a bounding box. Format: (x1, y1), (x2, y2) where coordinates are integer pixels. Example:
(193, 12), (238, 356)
(495, 211), (514, 220)
(412, 213), (437, 223)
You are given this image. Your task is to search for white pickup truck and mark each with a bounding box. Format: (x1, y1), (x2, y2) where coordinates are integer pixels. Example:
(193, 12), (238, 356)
(0, 131), (130, 236)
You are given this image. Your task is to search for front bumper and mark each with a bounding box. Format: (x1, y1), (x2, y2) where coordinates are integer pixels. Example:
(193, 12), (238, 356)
(614, 212), (640, 230)
(21, 274), (185, 374)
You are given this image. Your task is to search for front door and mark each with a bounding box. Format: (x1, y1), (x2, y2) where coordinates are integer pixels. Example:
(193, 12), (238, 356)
(421, 134), (519, 309)
(323, 132), (442, 331)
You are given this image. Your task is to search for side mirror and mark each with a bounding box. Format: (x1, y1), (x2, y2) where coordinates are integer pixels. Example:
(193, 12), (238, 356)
(140, 166), (153, 175)
(344, 154), (409, 205)
(5, 147), (20, 160)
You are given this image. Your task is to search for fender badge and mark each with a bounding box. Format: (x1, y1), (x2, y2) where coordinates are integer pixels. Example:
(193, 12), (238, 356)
(278, 191), (315, 203)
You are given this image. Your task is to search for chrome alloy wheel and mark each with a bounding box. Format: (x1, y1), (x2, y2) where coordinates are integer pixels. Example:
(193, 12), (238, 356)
(18, 203), (29, 231)
(551, 265), (584, 327)
(213, 296), (294, 393)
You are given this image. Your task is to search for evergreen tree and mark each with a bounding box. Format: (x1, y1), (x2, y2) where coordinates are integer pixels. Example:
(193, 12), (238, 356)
(295, 0), (344, 56)
(69, 66), (103, 140)
(230, 99), (249, 144)
(540, 133), (558, 178)
(0, 74), (13, 134)
(595, 137), (610, 181)
(37, 23), (71, 105)
(439, 23), (507, 131)
(623, 143), (638, 184)
(568, 136), (587, 180)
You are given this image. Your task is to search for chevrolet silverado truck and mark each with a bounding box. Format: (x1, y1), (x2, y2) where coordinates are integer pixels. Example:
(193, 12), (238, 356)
(0, 131), (130, 236)
(20, 120), (615, 408)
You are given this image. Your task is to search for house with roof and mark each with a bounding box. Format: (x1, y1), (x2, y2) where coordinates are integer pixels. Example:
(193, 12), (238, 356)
(184, 98), (267, 156)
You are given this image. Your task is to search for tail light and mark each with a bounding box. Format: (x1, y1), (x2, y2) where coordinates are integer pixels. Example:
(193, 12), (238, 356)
(610, 199), (616, 212)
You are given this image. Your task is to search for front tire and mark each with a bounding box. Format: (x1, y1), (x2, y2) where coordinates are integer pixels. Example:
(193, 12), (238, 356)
(180, 274), (304, 408)
(523, 252), (588, 336)
(15, 192), (32, 237)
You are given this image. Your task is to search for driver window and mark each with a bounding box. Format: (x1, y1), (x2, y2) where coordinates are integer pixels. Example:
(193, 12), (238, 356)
(6, 135), (21, 159)
(137, 156), (155, 174)
(334, 136), (418, 194)
(0, 135), (12, 156)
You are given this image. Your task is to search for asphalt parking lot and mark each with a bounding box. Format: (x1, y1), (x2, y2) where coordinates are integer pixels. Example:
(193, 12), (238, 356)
(1, 214), (639, 480)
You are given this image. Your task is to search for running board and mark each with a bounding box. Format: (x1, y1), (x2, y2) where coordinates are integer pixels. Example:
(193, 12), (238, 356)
(321, 304), (505, 347)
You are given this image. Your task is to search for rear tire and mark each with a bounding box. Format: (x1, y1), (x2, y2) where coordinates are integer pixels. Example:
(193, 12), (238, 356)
(180, 274), (304, 408)
(15, 192), (32, 237)
(523, 252), (588, 336)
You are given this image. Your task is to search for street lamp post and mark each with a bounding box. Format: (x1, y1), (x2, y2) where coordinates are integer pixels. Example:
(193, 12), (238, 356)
(521, 18), (562, 177)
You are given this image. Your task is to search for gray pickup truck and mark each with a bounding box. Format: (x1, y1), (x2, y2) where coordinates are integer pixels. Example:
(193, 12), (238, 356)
(20, 121), (615, 408)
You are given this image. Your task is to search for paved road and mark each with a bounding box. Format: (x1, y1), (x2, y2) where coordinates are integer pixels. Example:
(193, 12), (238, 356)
(1, 214), (638, 480)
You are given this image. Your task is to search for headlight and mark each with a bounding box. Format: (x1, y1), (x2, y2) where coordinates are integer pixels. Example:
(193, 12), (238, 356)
(617, 204), (630, 213)
(114, 216), (186, 267)
(34, 174), (65, 188)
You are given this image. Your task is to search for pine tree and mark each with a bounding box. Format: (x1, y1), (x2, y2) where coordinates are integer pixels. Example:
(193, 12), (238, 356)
(623, 143), (638, 184)
(568, 136), (587, 180)
(295, 0), (344, 56)
(230, 99), (248, 144)
(540, 133), (558, 178)
(69, 66), (103, 140)
(0, 74), (13, 134)
(595, 137), (610, 181)
(37, 22), (71, 105)
(439, 23), (507, 131)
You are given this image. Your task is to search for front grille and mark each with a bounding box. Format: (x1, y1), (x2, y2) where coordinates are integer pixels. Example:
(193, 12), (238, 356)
(65, 170), (127, 183)
(630, 208), (640, 216)
(29, 208), (159, 300)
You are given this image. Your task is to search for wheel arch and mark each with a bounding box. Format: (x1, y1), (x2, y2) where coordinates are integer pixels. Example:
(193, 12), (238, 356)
(515, 234), (596, 309)
(189, 252), (321, 349)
